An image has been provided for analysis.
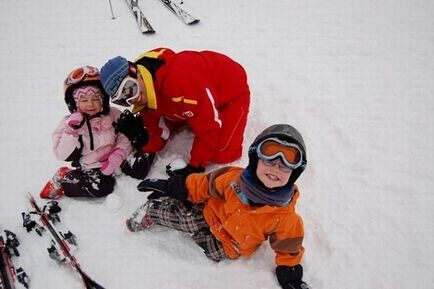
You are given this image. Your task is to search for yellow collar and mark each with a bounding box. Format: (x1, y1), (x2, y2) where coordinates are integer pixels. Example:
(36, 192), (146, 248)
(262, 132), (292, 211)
(132, 65), (157, 113)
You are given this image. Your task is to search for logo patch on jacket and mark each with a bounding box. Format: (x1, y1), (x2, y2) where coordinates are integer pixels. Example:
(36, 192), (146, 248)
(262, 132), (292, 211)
(182, 111), (194, 118)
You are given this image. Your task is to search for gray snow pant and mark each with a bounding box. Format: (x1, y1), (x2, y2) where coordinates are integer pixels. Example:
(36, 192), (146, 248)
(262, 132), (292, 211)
(145, 198), (227, 261)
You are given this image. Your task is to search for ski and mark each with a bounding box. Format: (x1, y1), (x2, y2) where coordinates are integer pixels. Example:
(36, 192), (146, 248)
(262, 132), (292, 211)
(125, 0), (155, 34)
(22, 194), (104, 289)
(157, 0), (200, 25)
(0, 229), (29, 289)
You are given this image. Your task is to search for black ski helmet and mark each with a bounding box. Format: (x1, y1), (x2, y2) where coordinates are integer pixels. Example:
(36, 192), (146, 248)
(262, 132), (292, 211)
(248, 124), (307, 186)
(64, 66), (110, 114)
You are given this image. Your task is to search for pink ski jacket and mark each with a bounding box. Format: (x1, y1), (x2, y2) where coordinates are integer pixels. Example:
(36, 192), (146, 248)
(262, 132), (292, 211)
(52, 108), (132, 170)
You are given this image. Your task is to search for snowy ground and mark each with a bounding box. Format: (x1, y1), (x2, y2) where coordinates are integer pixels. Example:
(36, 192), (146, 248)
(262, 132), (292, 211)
(1, 0), (434, 288)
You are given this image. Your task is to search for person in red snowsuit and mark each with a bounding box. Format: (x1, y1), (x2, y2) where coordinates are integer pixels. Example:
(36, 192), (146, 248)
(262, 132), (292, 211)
(100, 48), (250, 177)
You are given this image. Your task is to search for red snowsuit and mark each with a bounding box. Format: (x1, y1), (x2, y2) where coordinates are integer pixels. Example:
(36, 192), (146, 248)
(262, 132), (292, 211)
(133, 48), (250, 168)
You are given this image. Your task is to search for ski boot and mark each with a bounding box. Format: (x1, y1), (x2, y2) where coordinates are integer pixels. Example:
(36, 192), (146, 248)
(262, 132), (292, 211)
(40, 167), (70, 199)
(16, 267), (30, 289)
(47, 240), (66, 262)
(125, 202), (154, 232)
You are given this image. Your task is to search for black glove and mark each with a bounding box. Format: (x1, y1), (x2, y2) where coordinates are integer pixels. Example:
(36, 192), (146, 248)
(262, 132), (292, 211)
(137, 175), (188, 201)
(166, 163), (205, 177)
(276, 265), (311, 289)
(121, 152), (155, 180)
(281, 281), (311, 289)
(113, 110), (149, 149)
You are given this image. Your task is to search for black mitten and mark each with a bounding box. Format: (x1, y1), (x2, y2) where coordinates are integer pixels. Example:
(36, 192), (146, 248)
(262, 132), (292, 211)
(281, 280), (311, 289)
(121, 152), (155, 180)
(276, 265), (311, 289)
(113, 110), (149, 149)
(137, 175), (188, 201)
(166, 163), (205, 177)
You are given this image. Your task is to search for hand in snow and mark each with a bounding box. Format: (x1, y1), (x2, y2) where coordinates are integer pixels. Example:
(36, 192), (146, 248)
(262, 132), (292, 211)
(137, 175), (188, 201)
(166, 163), (204, 178)
(281, 280), (311, 289)
(276, 265), (311, 289)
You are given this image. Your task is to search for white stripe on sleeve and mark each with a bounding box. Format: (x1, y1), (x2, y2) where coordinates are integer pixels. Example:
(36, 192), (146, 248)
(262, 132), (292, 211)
(205, 88), (222, 128)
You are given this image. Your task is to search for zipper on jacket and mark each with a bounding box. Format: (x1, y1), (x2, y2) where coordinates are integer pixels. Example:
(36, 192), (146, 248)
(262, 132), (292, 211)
(85, 118), (95, 151)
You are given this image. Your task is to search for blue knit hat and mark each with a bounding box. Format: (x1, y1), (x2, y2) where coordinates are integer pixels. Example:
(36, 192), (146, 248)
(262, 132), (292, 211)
(100, 56), (130, 97)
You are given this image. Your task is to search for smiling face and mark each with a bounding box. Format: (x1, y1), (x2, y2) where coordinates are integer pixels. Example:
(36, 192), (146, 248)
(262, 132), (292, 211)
(256, 158), (292, 189)
(77, 93), (102, 116)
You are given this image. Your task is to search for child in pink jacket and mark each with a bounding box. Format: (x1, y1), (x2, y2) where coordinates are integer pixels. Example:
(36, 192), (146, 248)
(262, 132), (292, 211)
(40, 66), (150, 199)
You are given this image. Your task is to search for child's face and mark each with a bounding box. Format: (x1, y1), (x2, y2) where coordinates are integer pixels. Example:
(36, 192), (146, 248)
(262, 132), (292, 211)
(256, 158), (292, 189)
(77, 94), (102, 116)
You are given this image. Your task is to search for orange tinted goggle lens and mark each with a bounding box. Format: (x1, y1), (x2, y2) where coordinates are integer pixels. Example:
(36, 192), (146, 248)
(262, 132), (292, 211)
(260, 140), (300, 164)
(65, 66), (99, 85)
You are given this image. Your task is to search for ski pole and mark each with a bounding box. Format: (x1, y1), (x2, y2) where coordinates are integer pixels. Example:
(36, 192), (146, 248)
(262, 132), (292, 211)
(108, 0), (116, 19)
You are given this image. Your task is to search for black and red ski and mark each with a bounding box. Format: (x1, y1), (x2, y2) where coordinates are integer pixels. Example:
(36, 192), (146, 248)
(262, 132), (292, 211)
(0, 229), (29, 289)
(22, 194), (104, 289)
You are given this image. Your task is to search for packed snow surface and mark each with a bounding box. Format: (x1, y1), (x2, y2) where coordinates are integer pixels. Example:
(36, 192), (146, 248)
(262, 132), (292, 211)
(1, 1), (433, 288)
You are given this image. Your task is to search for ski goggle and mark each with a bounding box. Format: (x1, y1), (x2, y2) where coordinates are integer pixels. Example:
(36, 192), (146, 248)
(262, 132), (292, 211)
(256, 137), (303, 170)
(65, 66), (99, 85)
(111, 76), (140, 107)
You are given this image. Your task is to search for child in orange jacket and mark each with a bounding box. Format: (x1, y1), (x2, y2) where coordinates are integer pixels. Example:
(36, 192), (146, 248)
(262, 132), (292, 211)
(126, 124), (310, 289)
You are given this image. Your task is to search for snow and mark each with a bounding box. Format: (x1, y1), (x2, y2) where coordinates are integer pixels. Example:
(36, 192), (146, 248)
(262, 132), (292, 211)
(1, 0), (434, 288)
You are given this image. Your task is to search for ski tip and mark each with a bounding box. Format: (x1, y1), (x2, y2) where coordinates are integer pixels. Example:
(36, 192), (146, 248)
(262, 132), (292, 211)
(187, 19), (200, 25)
(142, 30), (156, 34)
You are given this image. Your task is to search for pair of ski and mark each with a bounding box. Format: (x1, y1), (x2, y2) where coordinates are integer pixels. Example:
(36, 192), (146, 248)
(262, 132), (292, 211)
(0, 230), (29, 289)
(126, 0), (199, 34)
(22, 194), (104, 289)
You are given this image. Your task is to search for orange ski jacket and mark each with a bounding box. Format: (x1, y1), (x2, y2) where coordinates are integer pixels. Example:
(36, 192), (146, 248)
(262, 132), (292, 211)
(185, 166), (305, 267)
